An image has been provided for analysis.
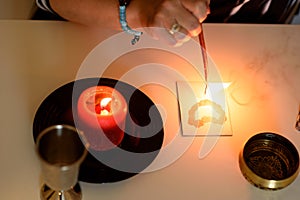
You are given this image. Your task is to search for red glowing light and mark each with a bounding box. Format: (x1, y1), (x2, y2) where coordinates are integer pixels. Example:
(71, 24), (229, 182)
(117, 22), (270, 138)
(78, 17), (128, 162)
(77, 86), (127, 151)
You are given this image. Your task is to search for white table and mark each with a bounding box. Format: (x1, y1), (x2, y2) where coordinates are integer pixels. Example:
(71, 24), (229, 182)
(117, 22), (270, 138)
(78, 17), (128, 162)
(0, 20), (300, 199)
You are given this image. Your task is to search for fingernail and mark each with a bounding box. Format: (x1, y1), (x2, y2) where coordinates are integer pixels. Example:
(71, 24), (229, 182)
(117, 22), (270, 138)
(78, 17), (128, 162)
(207, 7), (211, 14)
(190, 27), (201, 37)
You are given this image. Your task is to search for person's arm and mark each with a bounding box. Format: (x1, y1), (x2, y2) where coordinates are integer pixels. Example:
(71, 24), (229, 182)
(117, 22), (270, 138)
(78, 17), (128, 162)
(38, 0), (210, 46)
(48, 0), (123, 29)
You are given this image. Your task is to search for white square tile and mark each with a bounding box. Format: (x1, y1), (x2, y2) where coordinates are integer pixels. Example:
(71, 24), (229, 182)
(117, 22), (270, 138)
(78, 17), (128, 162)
(176, 81), (233, 136)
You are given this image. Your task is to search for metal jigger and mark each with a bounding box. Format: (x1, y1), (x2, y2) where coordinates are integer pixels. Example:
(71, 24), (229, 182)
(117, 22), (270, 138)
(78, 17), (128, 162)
(36, 125), (87, 200)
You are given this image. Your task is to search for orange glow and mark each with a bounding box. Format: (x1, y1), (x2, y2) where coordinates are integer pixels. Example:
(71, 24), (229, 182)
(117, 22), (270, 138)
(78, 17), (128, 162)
(77, 86), (127, 151)
(99, 97), (112, 115)
(188, 99), (227, 128)
(177, 81), (233, 137)
(204, 82), (231, 97)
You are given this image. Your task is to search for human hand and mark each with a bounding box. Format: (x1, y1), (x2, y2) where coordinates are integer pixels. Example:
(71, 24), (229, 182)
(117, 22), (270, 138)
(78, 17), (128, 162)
(128, 0), (210, 46)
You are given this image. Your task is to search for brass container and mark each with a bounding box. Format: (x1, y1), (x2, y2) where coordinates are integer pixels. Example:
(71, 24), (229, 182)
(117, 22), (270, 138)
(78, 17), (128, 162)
(239, 132), (299, 190)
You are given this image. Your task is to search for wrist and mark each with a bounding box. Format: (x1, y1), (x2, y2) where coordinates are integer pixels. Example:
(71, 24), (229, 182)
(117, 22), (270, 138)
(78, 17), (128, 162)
(118, 0), (130, 6)
(122, 0), (142, 28)
(118, 0), (143, 44)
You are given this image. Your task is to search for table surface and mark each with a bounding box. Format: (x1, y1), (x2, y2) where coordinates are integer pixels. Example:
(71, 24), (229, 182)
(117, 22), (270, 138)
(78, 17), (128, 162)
(0, 20), (300, 200)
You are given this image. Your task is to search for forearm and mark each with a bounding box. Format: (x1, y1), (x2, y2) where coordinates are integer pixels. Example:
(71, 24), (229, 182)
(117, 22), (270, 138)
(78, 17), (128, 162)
(49, 0), (141, 29)
(37, 0), (210, 46)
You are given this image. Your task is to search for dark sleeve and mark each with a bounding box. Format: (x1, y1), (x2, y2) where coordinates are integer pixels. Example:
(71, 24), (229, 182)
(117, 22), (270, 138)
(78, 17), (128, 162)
(33, 0), (65, 20)
(206, 0), (299, 23)
(36, 0), (56, 13)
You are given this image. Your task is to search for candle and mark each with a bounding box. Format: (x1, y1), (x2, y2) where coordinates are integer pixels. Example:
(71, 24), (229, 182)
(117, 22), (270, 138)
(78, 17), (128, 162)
(77, 86), (127, 151)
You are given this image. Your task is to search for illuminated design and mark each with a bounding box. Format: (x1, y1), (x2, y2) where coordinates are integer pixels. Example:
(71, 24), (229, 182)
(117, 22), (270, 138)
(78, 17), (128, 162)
(249, 155), (283, 180)
(188, 99), (227, 128)
(176, 81), (232, 137)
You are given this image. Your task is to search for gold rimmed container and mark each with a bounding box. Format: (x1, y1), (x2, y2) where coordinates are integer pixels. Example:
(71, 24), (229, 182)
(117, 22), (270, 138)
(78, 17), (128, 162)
(239, 132), (299, 190)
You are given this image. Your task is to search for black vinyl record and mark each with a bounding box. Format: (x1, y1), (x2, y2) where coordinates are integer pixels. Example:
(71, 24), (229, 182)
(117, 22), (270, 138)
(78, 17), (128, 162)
(33, 78), (164, 183)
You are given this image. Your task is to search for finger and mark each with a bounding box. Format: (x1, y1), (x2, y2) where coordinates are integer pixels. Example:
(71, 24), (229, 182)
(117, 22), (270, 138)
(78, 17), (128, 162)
(175, 8), (202, 37)
(151, 27), (179, 46)
(181, 0), (211, 22)
(145, 8), (175, 40)
(172, 26), (191, 44)
(167, 20), (191, 44)
(148, 17), (190, 46)
(152, 25), (190, 47)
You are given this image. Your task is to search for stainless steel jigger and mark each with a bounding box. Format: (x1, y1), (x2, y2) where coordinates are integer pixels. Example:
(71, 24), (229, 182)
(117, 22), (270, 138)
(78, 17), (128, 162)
(36, 125), (87, 200)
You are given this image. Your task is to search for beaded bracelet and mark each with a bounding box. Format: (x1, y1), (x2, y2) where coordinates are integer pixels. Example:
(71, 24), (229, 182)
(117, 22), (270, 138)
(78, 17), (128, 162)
(119, 0), (143, 45)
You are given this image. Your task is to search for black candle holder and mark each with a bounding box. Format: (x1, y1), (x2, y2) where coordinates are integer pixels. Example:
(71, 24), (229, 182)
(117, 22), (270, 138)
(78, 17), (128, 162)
(33, 78), (164, 183)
